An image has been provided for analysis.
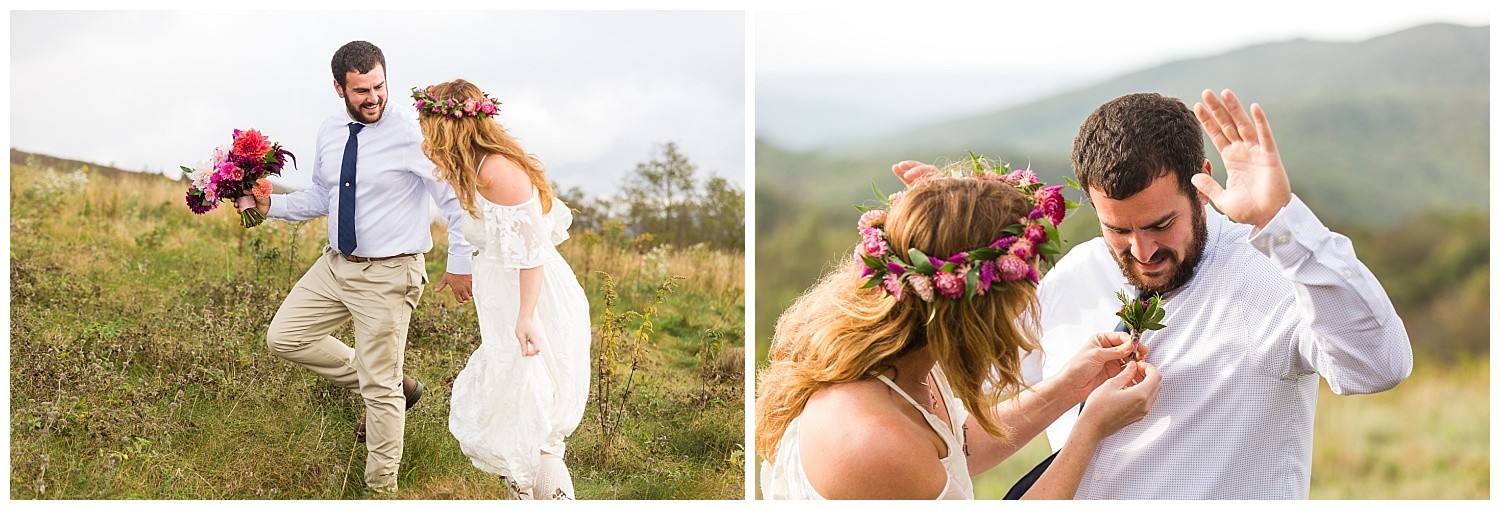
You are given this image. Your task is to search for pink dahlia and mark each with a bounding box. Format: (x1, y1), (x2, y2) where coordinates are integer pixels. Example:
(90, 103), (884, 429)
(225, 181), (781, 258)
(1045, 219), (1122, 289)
(232, 129), (272, 159)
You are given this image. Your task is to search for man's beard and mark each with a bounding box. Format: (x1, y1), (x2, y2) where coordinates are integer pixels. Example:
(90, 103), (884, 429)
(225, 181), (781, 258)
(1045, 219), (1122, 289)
(345, 95), (385, 123)
(1114, 203), (1207, 295)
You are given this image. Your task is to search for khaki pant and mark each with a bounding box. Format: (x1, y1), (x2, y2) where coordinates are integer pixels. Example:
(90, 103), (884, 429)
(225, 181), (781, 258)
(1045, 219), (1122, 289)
(266, 246), (427, 492)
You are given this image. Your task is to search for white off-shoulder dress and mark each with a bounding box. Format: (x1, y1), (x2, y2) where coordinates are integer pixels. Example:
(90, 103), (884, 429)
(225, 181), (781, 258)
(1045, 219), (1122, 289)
(448, 185), (591, 496)
(760, 366), (975, 500)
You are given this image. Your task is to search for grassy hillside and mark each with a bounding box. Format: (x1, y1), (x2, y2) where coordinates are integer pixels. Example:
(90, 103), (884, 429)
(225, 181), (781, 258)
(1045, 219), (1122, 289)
(773, 23), (1488, 227)
(9, 158), (745, 499)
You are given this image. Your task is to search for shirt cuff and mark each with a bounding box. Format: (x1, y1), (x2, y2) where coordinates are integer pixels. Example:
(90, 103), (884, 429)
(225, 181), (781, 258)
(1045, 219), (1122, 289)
(1247, 194), (1328, 268)
(265, 194), (288, 219)
(444, 252), (473, 275)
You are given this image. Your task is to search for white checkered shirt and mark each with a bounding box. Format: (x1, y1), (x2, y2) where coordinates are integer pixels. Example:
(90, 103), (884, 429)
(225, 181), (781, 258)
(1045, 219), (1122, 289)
(1022, 195), (1412, 499)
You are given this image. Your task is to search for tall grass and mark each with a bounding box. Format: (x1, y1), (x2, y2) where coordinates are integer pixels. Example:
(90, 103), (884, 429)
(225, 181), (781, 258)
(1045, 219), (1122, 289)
(9, 161), (745, 499)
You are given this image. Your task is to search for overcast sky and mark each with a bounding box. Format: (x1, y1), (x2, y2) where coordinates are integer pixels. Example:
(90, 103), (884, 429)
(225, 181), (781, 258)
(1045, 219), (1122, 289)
(6, 4), (1492, 191)
(9, 10), (746, 198)
(756, 1), (1491, 77)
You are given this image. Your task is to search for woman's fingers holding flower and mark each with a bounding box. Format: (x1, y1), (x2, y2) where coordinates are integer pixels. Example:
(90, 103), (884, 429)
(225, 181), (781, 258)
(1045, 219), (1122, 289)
(1130, 361), (1162, 396)
(1059, 332), (1144, 402)
(1091, 331), (1146, 365)
(1081, 361), (1162, 436)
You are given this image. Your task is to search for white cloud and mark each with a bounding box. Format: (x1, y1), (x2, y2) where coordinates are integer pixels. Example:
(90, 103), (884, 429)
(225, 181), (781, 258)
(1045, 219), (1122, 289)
(10, 10), (746, 199)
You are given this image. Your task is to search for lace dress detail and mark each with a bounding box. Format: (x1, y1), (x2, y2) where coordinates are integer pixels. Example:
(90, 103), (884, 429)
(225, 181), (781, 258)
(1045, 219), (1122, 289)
(760, 366), (974, 500)
(449, 186), (591, 495)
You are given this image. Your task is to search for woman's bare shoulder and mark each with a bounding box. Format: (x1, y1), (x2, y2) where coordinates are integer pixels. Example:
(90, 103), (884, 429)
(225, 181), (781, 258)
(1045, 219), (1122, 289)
(796, 380), (948, 499)
(477, 154), (533, 206)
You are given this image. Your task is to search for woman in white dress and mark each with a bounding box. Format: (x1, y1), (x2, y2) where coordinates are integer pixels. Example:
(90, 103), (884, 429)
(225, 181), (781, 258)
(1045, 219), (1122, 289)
(414, 79), (590, 500)
(756, 162), (1162, 499)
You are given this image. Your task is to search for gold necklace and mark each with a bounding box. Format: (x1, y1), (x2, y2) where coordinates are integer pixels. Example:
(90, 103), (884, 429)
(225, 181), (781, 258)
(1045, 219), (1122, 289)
(925, 374), (939, 413)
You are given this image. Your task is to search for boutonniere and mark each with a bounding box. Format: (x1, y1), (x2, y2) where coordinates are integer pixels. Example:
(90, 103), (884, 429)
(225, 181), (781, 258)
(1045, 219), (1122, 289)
(1115, 290), (1166, 362)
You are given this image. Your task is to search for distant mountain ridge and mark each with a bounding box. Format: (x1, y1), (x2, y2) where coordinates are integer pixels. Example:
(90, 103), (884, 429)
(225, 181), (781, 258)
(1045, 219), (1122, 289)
(764, 22), (1488, 227)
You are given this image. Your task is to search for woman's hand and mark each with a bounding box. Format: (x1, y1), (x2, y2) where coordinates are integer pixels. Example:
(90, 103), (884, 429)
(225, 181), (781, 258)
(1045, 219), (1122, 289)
(1055, 331), (1147, 404)
(891, 160), (939, 187)
(1077, 360), (1161, 438)
(1021, 361), (1161, 500)
(515, 319), (542, 356)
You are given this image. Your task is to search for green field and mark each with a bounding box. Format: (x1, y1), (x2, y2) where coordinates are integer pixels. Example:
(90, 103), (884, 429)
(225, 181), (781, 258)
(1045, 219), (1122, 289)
(9, 161), (746, 499)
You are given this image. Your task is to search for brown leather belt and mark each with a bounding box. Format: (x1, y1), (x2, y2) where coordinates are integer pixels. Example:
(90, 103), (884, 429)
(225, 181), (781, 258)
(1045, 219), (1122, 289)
(341, 252), (419, 263)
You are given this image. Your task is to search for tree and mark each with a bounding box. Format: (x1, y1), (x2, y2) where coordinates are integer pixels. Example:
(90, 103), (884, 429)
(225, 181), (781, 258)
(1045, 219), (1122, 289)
(619, 142), (701, 246)
(554, 182), (611, 235)
(561, 141), (744, 252)
(699, 175), (745, 251)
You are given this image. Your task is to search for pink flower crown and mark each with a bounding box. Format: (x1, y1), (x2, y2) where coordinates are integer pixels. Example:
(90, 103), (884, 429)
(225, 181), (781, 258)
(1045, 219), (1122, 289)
(857, 153), (1078, 302)
(411, 86), (501, 118)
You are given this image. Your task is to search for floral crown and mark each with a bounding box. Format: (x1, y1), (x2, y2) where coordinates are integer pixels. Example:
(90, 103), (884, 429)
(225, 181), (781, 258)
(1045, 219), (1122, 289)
(857, 153), (1079, 303)
(411, 86), (501, 118)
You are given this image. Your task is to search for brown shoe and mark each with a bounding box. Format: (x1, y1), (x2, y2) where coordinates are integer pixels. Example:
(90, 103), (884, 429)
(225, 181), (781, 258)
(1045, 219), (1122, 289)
(356, 375), (425, 443)
(403, 376), (425, 410)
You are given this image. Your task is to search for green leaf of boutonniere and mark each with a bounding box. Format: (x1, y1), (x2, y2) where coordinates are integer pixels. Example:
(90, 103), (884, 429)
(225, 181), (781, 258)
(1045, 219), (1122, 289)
(1116, 290), (1167, 361)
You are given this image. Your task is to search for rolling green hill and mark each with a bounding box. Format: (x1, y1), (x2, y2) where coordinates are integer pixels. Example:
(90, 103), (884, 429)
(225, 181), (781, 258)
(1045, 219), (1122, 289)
(755, 22), (1490, 360)
(762, 22), (1488, 227)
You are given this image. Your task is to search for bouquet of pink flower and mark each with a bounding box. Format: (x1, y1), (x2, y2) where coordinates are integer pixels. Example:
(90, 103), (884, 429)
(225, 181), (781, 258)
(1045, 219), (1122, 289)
(181, 128), (296, 227)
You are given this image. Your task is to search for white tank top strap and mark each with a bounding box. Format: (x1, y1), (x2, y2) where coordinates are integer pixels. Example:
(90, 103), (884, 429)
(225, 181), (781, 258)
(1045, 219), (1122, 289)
(871, 373), (966, 500)
(873, 373), (929, 411)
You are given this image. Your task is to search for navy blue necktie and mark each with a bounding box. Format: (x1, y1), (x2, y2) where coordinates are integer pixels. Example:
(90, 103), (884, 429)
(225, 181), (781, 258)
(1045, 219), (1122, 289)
(337, 122), (364, 255)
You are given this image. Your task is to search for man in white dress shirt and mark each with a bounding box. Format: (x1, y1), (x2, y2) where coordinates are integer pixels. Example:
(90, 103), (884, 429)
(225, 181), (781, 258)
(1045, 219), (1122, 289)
(895, 89), (1411, 498)
(1035, 89), (1413, 498)
(240, 40), (476, 494)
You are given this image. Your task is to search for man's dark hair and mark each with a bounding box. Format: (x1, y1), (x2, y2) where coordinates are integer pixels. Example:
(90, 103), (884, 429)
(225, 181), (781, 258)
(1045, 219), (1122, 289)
(1071, 92), (1204, 200)
(330, 41), (386, 87)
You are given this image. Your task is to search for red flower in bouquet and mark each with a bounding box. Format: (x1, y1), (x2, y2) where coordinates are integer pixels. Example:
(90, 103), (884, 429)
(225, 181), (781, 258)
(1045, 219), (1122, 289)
(182, 129), (296, 227)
